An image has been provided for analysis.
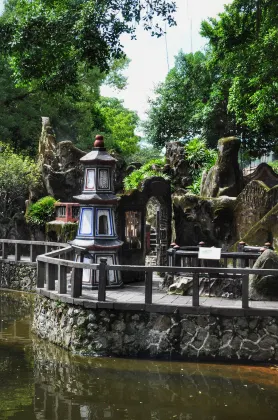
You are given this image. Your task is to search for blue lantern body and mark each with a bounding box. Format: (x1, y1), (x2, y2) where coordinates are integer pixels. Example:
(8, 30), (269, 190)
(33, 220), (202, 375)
(70, 136), (123, 288)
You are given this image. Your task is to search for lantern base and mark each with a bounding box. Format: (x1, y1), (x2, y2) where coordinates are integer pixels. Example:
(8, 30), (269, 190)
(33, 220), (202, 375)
(75, 250), (123, 289)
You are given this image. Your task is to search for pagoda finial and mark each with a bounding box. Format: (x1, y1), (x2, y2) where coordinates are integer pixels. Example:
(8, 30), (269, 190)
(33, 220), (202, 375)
(94, 134), (104, 148)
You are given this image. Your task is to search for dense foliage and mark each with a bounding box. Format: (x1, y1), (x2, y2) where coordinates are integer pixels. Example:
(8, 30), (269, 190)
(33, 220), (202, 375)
(123, 158), (168, 192)
(0, 0), (143, 157)
(144, 52), (220, 148)
(25, 196), (57, 226)
(145, 0), (278, 157)
(0, 49), (140, 156)
(94, 97), (140, 156)
(0, 143), (41, 236)
(0, 0), (176, 91)
(185, 138), (217, 194)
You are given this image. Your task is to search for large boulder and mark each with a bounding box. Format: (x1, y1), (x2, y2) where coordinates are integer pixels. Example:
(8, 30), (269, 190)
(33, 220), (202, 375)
(172, 193), (236, 247)
(165, 141), (192, 188)
(249, 249), (278, 299)
(201, 137), (243, 198)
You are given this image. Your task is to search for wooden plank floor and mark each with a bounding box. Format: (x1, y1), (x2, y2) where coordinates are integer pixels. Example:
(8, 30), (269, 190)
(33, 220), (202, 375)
(56, 280), (278, 310)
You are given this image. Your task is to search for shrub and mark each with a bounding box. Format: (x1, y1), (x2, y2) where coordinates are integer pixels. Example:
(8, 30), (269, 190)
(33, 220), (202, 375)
(123, 158), (169, 192)
(0, 143), (41, 236)
(26, 196), (57, 226)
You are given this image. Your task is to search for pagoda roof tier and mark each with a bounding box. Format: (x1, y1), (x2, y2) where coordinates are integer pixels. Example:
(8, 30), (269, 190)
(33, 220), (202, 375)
(73, 193), (118, 204)
(70, 238), (123, 250)
(80, 148), (117, 165)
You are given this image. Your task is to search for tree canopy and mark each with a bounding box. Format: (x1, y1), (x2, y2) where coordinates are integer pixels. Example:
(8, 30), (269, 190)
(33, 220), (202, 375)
(0, 0), (176, 91)
(0, 50), (140, 157)
(145, 0), (278, 157)
(0, 143), (40, 237)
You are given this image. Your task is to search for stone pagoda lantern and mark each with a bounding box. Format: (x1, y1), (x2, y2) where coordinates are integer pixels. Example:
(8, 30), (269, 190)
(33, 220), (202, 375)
(70, 135), (123, 288)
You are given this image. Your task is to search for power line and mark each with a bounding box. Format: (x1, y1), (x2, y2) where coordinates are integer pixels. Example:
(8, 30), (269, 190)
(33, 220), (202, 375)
(165, 21), (170, 72)
(186, 0), (193, 53)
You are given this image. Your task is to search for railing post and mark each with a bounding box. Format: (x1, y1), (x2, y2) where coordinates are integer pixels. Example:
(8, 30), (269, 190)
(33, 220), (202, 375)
(15, 243), (21, 262)
(30, 244), (38, 262)
(37, 260), (46, 288)
(145, 270), (153, 304)
(192, 272), (199, 307)
(237, 241), (246, 268)
(238, 241), (246, 252)
(2, 243), (8, 260)
(46, 263), (56, 291)
(71, 253), (83, 298)
(242, 273), (249, 308)
(98, 258), (107, 301)
(58, 264), (67, 294)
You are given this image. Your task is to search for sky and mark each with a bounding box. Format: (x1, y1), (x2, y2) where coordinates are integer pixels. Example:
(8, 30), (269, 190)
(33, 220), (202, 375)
(0, 0), (232, 119)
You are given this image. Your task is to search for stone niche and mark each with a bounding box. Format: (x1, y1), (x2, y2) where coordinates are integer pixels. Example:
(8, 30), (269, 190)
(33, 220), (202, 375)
(201, 137), (243, 198)
(117, 176), (172, 281)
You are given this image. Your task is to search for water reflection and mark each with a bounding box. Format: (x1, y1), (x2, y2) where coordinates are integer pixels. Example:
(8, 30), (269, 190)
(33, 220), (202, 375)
(1, 291), (278, 420)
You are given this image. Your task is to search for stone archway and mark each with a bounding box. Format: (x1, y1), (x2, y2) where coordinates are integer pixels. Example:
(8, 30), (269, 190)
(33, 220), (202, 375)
(117, 177), (172, 282)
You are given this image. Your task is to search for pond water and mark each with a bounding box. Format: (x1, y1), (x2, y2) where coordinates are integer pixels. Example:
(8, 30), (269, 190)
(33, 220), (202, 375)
(1, 291), (278, 420)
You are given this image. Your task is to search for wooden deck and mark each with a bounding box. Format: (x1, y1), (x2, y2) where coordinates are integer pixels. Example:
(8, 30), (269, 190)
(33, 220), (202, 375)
(37, 279), (278, 316)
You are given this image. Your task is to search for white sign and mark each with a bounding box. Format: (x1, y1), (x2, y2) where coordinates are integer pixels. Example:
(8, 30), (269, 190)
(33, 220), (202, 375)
(198, 247), (221, 260)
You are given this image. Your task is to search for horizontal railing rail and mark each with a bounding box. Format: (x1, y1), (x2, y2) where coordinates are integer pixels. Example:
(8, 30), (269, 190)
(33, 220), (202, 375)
(167, 248), (261, 270)
(36, 247), (278, 310)
(0, 239), (68, 264)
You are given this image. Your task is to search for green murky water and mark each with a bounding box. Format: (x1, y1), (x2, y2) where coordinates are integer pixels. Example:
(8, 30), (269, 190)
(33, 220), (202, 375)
(1, 291), (278, 420)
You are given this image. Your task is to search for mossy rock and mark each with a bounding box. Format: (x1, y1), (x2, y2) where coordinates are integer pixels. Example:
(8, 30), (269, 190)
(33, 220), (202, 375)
(46, 222), (78, 242)
(249, 249), (278, 299)
(231, 201), (278, 252)
(200, 137), (243, 198)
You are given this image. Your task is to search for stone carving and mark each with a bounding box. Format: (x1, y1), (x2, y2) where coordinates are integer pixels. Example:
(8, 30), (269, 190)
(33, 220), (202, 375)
(249, 249), (278, 300)
(37, 117), (85, 202)
(233, 181), (278, 243)
(239, 203), (278, 252)
(200, 137), (243, 197)
(99, 169), (109, 189)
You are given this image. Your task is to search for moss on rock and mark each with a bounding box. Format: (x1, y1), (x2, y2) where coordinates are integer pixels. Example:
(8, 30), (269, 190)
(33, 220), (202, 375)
(46, 221), (78, 242)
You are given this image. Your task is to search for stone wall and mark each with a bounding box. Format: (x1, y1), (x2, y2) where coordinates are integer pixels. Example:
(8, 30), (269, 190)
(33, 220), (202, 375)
(33, 295), (278, 362)
(0, 262), (37, 292)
